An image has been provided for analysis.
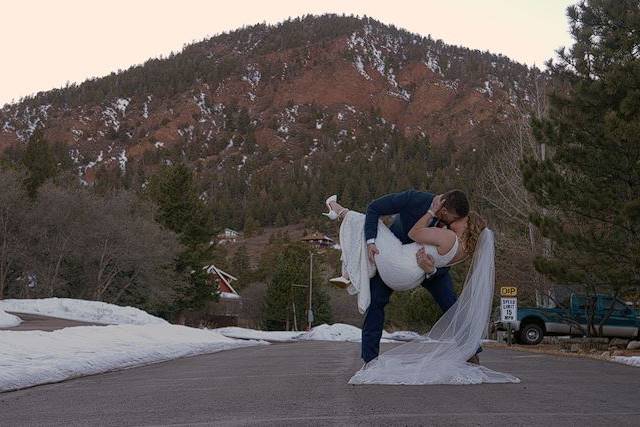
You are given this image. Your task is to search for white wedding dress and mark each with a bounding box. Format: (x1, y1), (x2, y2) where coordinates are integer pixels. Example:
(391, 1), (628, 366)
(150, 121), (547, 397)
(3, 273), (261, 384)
(338, 211), (520, 385)
(339, 211), (459, 314)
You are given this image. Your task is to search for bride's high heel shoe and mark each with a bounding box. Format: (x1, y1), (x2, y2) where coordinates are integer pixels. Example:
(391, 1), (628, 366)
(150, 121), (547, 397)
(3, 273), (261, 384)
(323, 195), (340, 220)
(329, 276), (351, 289)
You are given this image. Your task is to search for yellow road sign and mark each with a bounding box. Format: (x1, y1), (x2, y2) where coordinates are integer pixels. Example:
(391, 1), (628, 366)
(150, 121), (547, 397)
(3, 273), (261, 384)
(500, 286), (518, 297)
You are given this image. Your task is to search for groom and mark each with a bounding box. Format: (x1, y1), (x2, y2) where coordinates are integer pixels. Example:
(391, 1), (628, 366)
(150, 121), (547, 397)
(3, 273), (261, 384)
(362, 189), (479, 364)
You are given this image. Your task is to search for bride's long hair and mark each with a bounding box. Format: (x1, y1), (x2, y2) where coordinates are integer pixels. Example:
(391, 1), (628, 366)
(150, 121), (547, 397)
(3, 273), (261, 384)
(463, 211), (487, 257)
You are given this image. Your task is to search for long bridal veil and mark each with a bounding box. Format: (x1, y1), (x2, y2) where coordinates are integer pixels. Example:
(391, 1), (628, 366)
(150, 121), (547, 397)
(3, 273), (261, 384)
(349, 229), (520, 385)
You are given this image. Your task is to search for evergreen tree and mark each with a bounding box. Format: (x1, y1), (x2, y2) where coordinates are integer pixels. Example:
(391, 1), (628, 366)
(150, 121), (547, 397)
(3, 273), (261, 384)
(243, 215), (260, 237)
(262, 243), (331, 330)
(522, 0), (640, 333)
(230, 244), (251, 286)
(22, 130), (57, 198)
(147, 163), (217, 311)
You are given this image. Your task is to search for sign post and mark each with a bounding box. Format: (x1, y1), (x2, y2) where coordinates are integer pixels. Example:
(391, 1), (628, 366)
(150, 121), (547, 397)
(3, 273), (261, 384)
(500, 287), (518, 346)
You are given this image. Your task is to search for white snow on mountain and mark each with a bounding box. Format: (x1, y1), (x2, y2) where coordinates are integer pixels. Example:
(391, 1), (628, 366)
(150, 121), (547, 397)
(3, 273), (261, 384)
(424, 50), (442, 75)
(242, 64), (261, 88)
(114, 98), (130, 115)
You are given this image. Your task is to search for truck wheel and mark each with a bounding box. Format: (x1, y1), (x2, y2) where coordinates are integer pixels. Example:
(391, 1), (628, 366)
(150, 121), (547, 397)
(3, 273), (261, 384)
(519, 323), (544, 345)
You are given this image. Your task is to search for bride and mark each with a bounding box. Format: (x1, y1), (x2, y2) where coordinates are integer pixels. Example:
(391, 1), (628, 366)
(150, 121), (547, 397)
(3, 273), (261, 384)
(324, 195), (520, 385)
(326, 194), (482, 312)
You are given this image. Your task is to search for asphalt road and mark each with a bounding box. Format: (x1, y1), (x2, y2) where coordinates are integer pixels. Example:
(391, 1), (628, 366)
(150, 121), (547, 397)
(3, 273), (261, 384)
(2, 312), (104, 331)
(1, 341), (638, 426)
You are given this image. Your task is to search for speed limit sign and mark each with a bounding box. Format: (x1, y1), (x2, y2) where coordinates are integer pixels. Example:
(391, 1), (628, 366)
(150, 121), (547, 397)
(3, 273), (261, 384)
(500, 297), (518, 322)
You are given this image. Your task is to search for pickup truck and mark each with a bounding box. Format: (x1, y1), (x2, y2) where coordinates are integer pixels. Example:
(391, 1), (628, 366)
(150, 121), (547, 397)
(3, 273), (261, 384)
(501, 294), (639, 345)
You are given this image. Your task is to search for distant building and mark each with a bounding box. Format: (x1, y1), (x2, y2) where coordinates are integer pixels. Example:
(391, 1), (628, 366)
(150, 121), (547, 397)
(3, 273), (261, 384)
(177, 265), (242, 328)
(205, 265), (241, 300)
(301, 232), (334, 249)
(216, 228), (242, 244)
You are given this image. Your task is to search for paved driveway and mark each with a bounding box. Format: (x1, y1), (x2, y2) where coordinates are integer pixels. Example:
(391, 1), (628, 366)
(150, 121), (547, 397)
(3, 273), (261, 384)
(2, 312), (104, 331)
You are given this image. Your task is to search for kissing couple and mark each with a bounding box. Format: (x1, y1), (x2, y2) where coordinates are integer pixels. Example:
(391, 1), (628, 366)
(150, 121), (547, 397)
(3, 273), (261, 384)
(323, 189), (520, 385)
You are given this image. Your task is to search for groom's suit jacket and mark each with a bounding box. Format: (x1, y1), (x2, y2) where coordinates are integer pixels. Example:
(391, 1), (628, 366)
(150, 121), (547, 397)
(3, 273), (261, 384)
(364, 189), (438, 244)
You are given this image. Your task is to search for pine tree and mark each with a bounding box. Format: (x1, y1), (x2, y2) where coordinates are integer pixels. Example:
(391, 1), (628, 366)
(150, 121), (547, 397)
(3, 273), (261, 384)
(521, 0), (640, 333)
(230, 244), (251, 286)
(262, 243), (331, 330)
(147, 163), (217, 311)
(22, 130), (57, 198)
(243, 215), (260, 237)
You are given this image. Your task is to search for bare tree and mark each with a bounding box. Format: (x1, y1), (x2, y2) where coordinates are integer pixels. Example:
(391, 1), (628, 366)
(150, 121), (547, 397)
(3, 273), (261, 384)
(25, 185), (79, 297)
(0, 170), (29, 299)
(479, 77), (552, 302)
(1, 176), (183, 311)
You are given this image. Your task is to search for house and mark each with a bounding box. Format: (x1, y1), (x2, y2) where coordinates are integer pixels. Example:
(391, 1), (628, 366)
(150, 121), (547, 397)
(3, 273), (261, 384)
(216, 228), (242, 244)
(205, 265), (241, 300)
(301, 232), (334, 249)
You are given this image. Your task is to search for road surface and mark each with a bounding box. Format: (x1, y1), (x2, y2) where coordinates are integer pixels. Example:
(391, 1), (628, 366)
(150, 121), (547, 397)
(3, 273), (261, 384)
(1, 341), (638, 426)
(2, 312), (104, 331)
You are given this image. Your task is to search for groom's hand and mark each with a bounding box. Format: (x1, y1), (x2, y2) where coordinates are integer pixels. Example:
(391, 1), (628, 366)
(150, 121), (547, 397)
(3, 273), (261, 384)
(416, 248), (436, 275)
(367, 243), (379, 262)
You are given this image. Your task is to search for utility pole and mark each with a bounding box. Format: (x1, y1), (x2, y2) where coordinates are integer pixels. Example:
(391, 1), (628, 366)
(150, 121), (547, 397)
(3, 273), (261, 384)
(291, 283), (308, 332)
(307, 251), (314, 331)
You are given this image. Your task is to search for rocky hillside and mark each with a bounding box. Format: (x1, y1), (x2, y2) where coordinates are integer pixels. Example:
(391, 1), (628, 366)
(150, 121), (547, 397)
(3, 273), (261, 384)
(0, 14), (541, 230)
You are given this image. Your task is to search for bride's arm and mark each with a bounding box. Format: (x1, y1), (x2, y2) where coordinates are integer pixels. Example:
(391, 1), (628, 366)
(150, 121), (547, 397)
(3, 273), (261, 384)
(408, 221), (454, 248)
(408, 194), (442, 243)
(408, 199), (455, 249)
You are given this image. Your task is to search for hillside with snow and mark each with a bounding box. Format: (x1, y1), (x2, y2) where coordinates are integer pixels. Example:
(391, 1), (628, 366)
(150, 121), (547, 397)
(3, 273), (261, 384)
(0, 14), (542, 230)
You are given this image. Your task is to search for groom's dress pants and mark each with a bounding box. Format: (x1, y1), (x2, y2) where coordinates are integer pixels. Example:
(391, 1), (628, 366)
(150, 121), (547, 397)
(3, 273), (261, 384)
(361, 268), (458, 363)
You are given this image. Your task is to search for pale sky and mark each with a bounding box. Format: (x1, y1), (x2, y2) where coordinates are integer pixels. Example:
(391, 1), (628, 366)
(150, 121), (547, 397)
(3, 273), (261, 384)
(1, 0), (576, 106)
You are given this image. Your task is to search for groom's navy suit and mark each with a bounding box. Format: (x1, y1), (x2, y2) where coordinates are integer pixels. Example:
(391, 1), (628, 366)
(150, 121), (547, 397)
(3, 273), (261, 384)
(362, 189), (457, 363)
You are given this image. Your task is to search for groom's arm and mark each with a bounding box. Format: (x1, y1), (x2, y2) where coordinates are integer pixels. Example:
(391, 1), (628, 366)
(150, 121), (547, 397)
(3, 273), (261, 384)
(365, 190), (424, 242)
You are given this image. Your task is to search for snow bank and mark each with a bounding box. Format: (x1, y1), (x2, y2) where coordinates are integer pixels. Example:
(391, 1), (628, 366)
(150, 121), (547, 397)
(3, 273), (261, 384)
(612, 356), (640, 367)
(0, 324), (264, 392)
(0, 309), (21, 328)
(0, 298), (167, 326)
(213, 324), (421, 343)
(298, 323), (399, 343)
(212, 327), (304, 342)
(384, 330), (422, 342)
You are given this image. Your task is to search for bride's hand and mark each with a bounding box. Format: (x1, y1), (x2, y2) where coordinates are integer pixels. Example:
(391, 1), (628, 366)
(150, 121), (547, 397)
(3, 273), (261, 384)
(367, 243), (379, 262)
(416, 248), (436, 274)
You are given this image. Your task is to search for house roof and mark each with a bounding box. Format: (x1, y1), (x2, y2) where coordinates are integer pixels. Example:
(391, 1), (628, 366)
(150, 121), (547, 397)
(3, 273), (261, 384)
(204, 265), (240, 297)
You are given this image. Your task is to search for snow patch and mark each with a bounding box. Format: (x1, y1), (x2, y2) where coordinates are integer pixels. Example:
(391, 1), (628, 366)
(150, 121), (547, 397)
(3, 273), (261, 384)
(612, 356), (640, 367)
(424, 50), (442, 75)
(116, 149), (127, 172)
(0, 309), (21, 328)
(241, 64), (261, 88)
(194, 93), (211, 116)
(114, 98), (130, 115)
(213, 324), (419, 343)
(142, 96), (151, 119)
(297, 323), (397, 343)
(212, 327), (303, 342)
(476, 80), (494, 98)
(0, 298), (168, 326)
(0, 324), (264, 392)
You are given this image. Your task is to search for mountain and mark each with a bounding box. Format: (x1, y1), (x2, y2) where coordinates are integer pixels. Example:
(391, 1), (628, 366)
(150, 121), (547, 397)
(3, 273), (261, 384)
(0, 14), (542, 230)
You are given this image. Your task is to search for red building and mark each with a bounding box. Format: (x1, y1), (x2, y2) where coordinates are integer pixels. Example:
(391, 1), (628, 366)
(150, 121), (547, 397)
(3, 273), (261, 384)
(205, 265), (241, 300)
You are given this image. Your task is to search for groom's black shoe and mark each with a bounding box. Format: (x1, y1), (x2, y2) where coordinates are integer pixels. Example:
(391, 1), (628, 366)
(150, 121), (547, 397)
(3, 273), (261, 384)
(467, 355), (480, 365)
